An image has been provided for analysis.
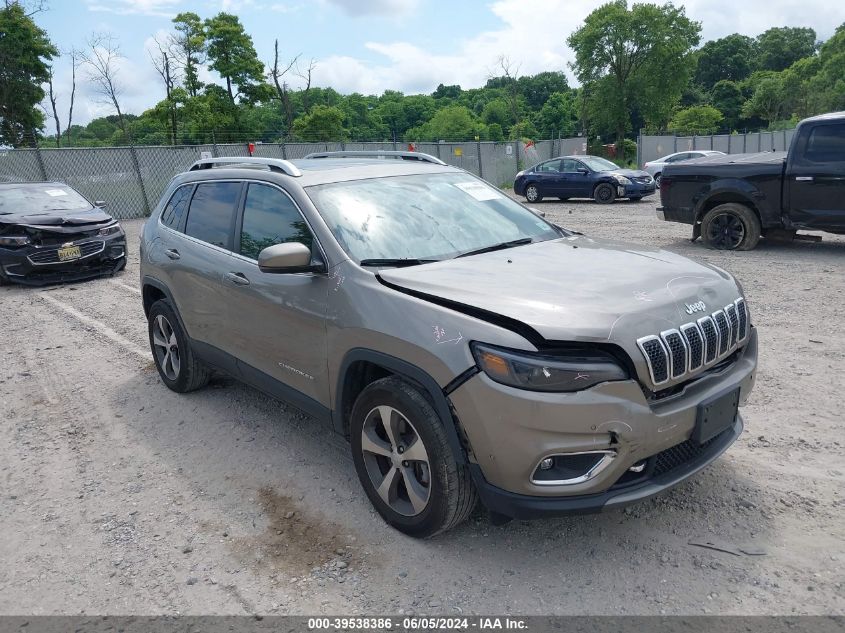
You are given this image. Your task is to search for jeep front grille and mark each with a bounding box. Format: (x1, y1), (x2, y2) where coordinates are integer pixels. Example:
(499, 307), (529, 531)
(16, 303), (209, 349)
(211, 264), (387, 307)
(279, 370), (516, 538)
(636, 298), (749, 388)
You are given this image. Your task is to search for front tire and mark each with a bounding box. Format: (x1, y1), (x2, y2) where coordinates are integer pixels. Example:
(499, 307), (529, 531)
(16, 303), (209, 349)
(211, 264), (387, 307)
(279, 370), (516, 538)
(701, 203), (761, 251)
(594, 182), (616, 204)
(654, 173), (662, 188)
(148, 299), (211, 392)
(350, 376), (477, 538)
(524, 184), (542, 203)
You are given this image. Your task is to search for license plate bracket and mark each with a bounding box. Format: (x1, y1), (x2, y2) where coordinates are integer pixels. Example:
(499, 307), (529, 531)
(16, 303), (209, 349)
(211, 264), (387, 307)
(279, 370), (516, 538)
(693, 387), (740, 444)
(57, 245), (82, 261)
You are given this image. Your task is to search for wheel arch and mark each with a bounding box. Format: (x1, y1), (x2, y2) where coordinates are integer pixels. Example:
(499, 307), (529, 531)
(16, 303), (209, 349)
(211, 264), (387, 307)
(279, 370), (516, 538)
(334, 348), (468, 464)
(142, 276), (189, 334)
(694, 190), (763, 227)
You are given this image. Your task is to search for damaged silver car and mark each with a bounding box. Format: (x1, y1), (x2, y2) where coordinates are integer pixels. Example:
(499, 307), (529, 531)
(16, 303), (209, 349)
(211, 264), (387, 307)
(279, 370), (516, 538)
(140, 153), (757, 537)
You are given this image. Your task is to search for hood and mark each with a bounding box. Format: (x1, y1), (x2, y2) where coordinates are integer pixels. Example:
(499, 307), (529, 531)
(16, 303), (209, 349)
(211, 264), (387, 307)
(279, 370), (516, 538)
(378, 235), (740, 345)
(0, 206), (114, 229)
(611, 168), (651, 179)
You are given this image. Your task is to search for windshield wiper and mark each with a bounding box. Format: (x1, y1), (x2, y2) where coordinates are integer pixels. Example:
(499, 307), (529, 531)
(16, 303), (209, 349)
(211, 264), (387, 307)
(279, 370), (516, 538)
(359, 258), (439, 267)
(456, 237), (534, 259)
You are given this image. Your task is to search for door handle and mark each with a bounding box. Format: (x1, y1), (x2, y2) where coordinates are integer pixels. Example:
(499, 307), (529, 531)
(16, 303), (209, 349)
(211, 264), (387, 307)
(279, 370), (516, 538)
(795, 176), (814, 182)
(165, 249), (180, 260)
(225, 272), (250, 286)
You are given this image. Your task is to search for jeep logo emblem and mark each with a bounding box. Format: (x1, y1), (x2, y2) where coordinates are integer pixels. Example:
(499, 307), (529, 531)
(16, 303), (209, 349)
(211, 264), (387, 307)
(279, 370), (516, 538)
(684, 300), (706, 315)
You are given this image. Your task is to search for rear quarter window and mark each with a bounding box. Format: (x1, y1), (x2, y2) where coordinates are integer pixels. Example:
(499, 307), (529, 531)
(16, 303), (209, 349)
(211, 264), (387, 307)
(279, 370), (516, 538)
(160, 185), (192, 230)
(184, 182), (242, 249)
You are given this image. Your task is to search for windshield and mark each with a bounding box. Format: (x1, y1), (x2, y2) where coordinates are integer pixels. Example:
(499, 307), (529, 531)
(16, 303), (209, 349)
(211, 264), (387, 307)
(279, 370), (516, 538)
(579, 156), (619, 172)
(0, 185), (91, 215)
(306, 173), (562, 262)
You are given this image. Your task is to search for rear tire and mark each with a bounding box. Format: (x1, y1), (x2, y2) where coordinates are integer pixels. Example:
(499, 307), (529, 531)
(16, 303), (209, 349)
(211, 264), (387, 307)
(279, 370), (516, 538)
(654, 173), (662, 188)
(350, 376), (477, 538)
(594, 182), (616, 204)
(148, 299), (211, 393)
(525, 184), (542, 203)
(701, 203), (761, 251)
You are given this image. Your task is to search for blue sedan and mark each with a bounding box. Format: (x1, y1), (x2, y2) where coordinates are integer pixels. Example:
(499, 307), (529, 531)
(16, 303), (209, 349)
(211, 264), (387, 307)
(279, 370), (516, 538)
(513, 155), (656, 204)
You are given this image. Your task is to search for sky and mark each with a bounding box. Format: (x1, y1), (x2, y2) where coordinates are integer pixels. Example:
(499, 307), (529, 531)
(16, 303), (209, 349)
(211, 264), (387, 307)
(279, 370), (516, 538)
(33, 0), (845, 127)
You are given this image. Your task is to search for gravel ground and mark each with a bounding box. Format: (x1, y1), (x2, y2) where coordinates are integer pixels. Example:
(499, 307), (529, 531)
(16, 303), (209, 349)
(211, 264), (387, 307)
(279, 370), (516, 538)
(0, 196), (843, 616)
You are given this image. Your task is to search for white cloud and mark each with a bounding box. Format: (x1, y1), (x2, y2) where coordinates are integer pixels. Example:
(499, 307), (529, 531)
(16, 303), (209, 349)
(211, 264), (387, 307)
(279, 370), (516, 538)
(320, 0), (419, 17)
(311, 0), (845, 96)
(85, 0), (184, 17)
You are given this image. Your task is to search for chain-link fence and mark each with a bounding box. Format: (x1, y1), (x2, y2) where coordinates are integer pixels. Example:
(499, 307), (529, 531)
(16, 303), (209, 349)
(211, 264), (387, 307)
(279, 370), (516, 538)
(0, 139), (572, 219)
(637, 128), (796, 167)
(0, 130), (797, 219)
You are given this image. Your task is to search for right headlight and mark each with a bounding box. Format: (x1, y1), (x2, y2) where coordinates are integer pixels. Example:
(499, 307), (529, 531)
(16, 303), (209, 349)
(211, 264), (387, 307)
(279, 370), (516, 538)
(612, 174), (632, 185)
(0, 235), (30, 247)
(471, 342), (628, 392)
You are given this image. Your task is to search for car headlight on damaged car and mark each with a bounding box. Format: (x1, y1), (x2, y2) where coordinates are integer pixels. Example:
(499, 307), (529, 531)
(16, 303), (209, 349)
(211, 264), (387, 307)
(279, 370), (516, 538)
(98, 223), (122, 236)
(0, 235), (31, 246)
(471, 342), (628, 392)
(612, 174), (632, 185)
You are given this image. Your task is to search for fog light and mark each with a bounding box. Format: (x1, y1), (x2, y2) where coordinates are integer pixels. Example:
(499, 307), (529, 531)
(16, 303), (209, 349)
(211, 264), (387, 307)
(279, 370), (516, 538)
(539, 457), (554, 470)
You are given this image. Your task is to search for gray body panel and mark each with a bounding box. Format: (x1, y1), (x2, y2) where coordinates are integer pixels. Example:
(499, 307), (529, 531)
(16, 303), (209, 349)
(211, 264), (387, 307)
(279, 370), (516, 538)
(140, 158), (758, 514)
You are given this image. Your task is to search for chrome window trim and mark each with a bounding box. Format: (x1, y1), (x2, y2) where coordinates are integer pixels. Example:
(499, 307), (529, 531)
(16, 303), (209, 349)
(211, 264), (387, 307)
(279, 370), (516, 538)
(530, 450), (617, 486)
(636, 334), (670, 386)
(27, 240), (105, 266)
(660, 328), (688, 380)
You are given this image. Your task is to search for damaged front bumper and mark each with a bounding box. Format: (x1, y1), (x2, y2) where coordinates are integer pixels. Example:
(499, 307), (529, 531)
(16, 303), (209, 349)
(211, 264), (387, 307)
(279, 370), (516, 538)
(0, 232), (127, 286)
(449, 329), (757, 518)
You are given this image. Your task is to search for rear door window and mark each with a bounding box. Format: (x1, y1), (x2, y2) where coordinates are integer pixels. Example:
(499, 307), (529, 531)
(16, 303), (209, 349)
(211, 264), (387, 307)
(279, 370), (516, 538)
(802, 124), (845, 164)
(160, 185), (192, 230)
(238, 183), (313, 260)
(184, 182), (242, 249)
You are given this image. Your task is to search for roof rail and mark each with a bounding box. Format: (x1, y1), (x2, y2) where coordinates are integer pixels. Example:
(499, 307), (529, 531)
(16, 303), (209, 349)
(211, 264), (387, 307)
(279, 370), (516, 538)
(302, 150), (446, 166)
(188, 156), (302, 177)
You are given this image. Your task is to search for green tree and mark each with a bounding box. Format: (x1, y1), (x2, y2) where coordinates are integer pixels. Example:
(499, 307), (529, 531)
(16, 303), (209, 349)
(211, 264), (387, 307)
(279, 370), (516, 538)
(534, 91), (579, 138)
(694, 34), (755, 90)
(710, 80), (744, 131)
(204, 12), (264, 104)
(480, 98), (511, 129)
(669, 105), (723, 134)
(755, 27), (817, 72)
(799, 23), (845, 115)
(172, 12), (206, 97)
(742, 71), (792, 125)
(516, 71), (570, 110)
(292, 104), (347, 141)
(0, 2), (57, 146)
(568, 0), (700, 158)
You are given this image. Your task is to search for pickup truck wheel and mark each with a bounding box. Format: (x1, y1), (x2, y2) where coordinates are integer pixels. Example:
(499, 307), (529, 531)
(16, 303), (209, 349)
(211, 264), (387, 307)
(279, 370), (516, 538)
(594, 183), (616, 204)
(350, 376), (477, 538)
(701, 204), (761, 250)
(525, 184), (542, 202)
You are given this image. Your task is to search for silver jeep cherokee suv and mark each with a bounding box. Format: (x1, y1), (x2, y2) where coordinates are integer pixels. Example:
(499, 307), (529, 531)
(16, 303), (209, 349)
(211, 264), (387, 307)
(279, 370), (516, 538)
(140, 152), (757, 537)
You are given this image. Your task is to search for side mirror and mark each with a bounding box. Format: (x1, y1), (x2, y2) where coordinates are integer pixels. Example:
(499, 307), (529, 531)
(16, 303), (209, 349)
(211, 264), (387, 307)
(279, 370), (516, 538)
(528, 207), (546, 218)
(258, 242), (321, 274)
(95, 200), (107, 208)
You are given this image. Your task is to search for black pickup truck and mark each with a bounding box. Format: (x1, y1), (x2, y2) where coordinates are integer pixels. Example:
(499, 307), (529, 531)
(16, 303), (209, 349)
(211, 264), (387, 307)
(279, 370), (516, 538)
(657, 111), (845, 250)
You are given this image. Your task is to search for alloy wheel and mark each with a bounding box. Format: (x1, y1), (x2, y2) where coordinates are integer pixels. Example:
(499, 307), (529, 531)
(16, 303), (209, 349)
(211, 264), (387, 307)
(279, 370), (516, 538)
(706, 212), (745, 249)
(152, 314), (181, 380)
(360, 405), (431, 517)
(526, 185), (539, 202)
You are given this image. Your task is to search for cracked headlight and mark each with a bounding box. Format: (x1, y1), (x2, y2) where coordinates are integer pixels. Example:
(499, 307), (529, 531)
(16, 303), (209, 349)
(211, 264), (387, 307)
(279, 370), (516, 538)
(0, 235), (31, 246)
(612, 174), (632, 185)
(99, 224), (123, 236)
(471, 342), (628, 392)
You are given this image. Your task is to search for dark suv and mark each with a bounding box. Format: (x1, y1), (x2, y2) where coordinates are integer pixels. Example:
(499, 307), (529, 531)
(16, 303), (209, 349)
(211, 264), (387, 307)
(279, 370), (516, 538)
(140, 153), (757, 537)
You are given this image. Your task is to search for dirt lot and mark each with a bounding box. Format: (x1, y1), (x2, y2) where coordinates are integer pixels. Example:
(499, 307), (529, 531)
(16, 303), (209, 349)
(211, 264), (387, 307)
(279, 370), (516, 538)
(1, 197), (843, 616)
